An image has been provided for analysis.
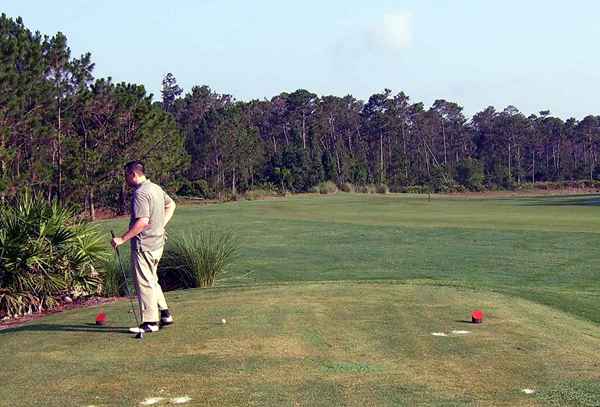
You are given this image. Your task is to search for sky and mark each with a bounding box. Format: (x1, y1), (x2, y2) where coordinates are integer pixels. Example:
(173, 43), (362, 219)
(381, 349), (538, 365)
(3, 0), (600, 119)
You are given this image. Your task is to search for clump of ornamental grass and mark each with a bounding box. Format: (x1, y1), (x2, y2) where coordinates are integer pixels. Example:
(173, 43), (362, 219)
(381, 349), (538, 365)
(161, 230), (239, 288)
(100, 255), (130, 297)
(339, 182), (354, 193)
(318, 181), (338, 194)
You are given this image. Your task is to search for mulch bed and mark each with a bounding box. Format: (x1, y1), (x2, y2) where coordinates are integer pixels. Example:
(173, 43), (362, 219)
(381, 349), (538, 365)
(0, 296), (124, 331)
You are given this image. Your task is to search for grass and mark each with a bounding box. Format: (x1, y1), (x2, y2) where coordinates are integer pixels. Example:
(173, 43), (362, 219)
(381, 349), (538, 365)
(2, 193), (600, 406)
(100, 193), (600, 323)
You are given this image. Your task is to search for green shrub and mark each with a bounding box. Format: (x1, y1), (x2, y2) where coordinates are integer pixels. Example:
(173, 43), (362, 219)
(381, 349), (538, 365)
(177, 179), (212, 198)
(339, 182), (354, 193)
(318, 181), (337, 194)
(403, 185), (429, 194)
(0, 191), (109, 318)
(376, 184), (389, 194)
(356, 184), (377, 193)
(160, 231), (239, 288)
(455, 158), (484, 191)
(244, 188), (278, 201)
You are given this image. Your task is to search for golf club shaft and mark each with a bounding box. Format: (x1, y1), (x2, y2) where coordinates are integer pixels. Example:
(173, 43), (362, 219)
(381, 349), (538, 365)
(111, 231), (141, 327)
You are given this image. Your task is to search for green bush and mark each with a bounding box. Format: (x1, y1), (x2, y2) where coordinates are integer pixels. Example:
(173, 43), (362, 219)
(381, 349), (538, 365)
(244, 188), (278, 201)
(376, 184), (389, 194)
(0, 191), (109, 318)
(403, 185), (429, 194)
(339, 182), (354, 193)
(177, 179), (212, 198)
(455, 158), (484, 191)
(318, 181), (337, 194)
(356, 184), (377, 193)
(160, 231), (239, 289)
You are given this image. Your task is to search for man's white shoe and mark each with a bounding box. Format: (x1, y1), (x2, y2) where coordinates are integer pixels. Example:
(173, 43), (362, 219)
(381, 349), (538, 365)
(160, 309), (174, 326)
(129, 322), (159, 333)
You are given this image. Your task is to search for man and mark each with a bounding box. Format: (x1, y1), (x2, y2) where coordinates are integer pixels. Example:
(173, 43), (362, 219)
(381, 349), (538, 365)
(111, 161), (176, 334)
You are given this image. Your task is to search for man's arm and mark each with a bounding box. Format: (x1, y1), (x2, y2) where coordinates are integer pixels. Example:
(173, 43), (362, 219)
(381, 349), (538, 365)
(164, 200), (176, 227)
(111, 217), (149, 248)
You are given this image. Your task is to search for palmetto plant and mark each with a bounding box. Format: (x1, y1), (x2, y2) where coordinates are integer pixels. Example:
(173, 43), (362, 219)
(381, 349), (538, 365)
(0, 191), (109, 318)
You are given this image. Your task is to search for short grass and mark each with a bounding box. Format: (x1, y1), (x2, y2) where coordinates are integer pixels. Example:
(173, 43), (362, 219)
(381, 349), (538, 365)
(2, 193), (600, 406)
(101, 193), (600, 323)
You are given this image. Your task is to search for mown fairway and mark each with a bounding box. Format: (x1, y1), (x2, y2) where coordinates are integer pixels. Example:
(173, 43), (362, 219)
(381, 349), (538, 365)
(2, 193), (600, 406)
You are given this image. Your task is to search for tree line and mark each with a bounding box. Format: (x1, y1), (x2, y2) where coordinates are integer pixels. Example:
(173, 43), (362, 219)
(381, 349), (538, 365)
(2, 14), (600, 218)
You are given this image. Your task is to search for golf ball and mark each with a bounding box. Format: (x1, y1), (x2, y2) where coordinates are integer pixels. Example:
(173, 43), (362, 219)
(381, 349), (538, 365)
(221, 318), (226, 324)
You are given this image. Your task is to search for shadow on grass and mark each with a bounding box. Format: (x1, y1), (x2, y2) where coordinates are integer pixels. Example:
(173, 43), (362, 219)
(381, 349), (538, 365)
(516, 195), (600, 207)
(0, 323), (130, 335)
(454, 320), (475, 324)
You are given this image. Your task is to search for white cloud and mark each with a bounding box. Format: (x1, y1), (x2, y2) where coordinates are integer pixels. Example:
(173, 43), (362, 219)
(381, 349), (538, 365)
(369, 11), (413, 51)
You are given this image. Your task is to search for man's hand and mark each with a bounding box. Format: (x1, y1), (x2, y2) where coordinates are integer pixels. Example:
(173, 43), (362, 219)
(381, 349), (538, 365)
(113, 218), (148, 250)
(111, 237), (125, 249)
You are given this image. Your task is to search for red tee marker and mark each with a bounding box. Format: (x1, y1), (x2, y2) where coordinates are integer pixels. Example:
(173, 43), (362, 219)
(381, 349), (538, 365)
(95, 312), (107, 325)
(471, 310), (484, 324)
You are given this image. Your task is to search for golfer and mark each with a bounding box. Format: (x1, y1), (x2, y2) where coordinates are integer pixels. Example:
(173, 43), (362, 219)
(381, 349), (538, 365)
(111, 161), (176, 334)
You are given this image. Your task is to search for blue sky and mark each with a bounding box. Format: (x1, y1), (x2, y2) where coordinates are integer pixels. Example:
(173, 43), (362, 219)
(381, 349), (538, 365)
(3, 0), (599, 119)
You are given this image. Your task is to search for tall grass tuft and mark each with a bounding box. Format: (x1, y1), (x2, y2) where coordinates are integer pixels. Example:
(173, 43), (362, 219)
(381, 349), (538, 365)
(376, 184), (389, 194)
(161, 230), (239, 288)
(100, 255), (129, 297)
(319, 181), (338, 194)
(357, 184), (377, 193)
(339, 182), (354, 193)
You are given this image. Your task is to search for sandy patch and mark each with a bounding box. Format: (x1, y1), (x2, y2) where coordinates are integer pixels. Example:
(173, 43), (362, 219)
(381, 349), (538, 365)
(521, 388), (535, 394)
(140, 397), (165, 405)
(170, 396), (192, 404)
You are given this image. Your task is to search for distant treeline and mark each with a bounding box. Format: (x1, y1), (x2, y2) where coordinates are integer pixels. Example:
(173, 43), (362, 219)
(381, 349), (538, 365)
(2, 14), (600, 218)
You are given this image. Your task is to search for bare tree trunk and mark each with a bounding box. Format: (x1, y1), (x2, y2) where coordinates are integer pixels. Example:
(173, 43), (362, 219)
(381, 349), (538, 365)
(532, 150), (536, 184)
(589, 135), (593, 182)
(335, 148), (341, 180)
(88, 187), (96, 221)
(347, 131), (352, 153)
(232, 168), (236, 195)
(556, 140), (561, 179)
(120, 183), (127, 215)
(58, 108), (62, 204)
(517, 145), (521, 184)
(442, 120), (447, 166)
(302, 112), (306, 150)
(508, 144), (511, 181)
(380, 132), (384, 183)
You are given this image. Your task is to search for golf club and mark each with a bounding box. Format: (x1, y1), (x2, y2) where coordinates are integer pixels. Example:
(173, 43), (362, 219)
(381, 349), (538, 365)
(111, 230), (143, 340)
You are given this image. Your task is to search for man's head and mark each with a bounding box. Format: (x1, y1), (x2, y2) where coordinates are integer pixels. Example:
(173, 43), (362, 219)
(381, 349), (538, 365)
(124, 160), (146, 187)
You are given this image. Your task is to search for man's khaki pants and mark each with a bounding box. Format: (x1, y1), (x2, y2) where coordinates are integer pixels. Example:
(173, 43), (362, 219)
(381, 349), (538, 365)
(131, 246), (168, 323)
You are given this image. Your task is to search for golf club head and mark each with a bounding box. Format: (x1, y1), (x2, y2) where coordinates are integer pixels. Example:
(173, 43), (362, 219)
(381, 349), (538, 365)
(135, 331), (144, 340)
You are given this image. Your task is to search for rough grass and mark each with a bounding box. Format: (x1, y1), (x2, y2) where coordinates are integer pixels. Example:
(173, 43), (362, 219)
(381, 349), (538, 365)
(3, 193), (600, 406)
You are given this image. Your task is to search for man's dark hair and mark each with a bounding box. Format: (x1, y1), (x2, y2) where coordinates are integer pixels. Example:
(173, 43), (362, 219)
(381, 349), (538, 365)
(124, 160), (145, 176)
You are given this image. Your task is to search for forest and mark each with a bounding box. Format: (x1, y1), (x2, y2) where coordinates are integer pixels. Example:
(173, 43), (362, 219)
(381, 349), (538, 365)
(2, 13), (600, 218)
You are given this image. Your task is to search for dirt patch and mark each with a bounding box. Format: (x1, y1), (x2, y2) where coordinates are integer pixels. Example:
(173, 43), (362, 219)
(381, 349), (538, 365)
(0, 296), (124, 331)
